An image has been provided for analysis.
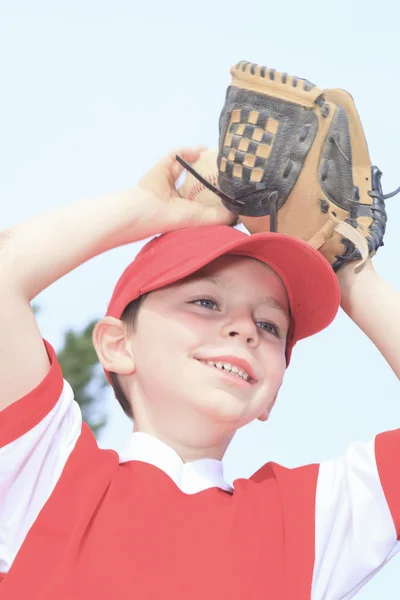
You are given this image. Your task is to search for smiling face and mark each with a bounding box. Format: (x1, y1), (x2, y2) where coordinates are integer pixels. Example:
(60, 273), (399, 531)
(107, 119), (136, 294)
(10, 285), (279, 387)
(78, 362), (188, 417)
(119, 254), (290, 454)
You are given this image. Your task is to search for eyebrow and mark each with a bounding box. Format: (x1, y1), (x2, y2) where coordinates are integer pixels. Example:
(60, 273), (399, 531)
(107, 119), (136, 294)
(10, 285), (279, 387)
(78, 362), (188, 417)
(203, 275), (227, 287)
(259, 296), (290, 316)
(191, 274), (290, 318)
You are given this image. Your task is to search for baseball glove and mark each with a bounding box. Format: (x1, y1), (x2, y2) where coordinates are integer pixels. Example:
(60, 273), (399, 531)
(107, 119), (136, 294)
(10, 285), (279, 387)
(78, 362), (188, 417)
(177, 61), (399, 270)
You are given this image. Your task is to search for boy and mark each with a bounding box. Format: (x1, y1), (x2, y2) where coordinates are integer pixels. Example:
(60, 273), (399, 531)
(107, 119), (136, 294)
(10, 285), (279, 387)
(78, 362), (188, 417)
(0, 147), (399, 599)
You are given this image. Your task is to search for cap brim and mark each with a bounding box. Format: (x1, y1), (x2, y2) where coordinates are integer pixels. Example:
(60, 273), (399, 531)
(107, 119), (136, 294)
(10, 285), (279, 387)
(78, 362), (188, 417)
(136, 229), (339, 344)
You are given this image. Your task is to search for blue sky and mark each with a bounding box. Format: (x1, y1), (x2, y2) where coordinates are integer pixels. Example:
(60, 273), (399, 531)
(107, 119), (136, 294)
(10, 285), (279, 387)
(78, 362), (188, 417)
(1, 1), (399, 597)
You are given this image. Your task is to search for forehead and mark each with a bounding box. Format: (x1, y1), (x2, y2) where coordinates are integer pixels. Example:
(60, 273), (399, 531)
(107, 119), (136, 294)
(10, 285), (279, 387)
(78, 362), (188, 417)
(175, 255), (289, 305)
(185, 254), (282, 284)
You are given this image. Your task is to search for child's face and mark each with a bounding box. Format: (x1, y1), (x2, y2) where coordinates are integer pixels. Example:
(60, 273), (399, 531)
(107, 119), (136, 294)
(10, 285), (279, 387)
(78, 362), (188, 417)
(125, 255), (290, 446)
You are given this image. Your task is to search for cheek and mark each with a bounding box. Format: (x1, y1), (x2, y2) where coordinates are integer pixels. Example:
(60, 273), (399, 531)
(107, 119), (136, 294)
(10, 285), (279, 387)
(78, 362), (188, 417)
(261, 342), (287, 386)
(132, 315), (202, 376)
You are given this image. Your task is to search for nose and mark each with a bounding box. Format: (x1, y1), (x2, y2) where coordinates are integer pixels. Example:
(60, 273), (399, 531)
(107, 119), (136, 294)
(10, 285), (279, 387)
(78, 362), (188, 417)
(220, 314), (259, 346)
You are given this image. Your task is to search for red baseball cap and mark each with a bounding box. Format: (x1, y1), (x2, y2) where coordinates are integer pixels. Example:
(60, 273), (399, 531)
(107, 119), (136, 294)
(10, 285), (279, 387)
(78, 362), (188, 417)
(105, 225), (340, 367)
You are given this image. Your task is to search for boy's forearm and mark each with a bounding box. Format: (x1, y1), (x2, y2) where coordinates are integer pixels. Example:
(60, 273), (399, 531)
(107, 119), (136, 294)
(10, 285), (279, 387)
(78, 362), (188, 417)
(339, 263), (400, 379)
(0, 188), (144, 301)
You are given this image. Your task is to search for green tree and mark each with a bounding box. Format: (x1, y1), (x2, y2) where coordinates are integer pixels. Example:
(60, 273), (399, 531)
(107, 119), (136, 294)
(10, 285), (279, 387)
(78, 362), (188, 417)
(57, 319), (108, 438)
(33, 305), (108, 437)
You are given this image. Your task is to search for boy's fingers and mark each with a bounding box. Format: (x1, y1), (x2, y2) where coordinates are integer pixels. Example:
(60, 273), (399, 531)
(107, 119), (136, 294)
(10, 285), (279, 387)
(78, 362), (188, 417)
(140, 146), (209, 199)
(194, 144), (208, 153)
(165, 147), (202, 166)
(175, 146), (207, 160)
(169, 146), (208, 182)
(179, 197), (235, 227)
(202, 204), (236, 226)
(170, 160), (186, 183)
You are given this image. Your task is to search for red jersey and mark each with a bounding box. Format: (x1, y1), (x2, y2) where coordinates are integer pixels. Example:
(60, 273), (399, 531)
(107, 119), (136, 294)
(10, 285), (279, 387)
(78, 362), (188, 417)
(0, 341), (399, 599)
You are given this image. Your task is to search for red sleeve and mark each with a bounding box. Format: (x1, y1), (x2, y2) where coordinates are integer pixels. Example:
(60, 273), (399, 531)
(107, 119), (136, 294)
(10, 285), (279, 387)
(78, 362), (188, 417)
(375, 429), (400, 538)
(0, 340), (64, 447)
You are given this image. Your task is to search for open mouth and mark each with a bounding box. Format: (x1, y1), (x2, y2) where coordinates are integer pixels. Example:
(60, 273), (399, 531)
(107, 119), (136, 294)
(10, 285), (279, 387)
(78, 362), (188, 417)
(195, 359), (255, 385)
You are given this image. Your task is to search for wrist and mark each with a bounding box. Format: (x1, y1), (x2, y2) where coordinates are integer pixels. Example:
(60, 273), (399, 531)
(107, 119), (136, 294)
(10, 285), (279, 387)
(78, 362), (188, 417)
(107, 186), (160, 244)
(338, 260), (378, 314)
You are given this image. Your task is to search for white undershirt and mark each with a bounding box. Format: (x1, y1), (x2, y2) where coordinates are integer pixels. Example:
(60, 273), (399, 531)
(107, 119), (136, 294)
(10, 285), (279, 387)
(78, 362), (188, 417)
(119, 431), (233, 494)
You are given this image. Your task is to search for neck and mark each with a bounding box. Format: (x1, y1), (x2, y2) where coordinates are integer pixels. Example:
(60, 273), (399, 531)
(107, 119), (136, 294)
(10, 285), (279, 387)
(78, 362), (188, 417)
(131, 422), (234, 463)
(128, 385), (237, 462)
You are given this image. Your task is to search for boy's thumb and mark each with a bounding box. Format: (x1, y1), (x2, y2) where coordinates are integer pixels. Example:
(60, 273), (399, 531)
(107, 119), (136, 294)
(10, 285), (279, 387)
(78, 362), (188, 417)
(198, 203), (237, 227)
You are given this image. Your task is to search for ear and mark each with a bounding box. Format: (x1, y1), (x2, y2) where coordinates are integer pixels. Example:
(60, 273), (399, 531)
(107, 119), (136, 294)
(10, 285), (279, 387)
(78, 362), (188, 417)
(92, 317), (136, 375)
(257, 391), (279, 422)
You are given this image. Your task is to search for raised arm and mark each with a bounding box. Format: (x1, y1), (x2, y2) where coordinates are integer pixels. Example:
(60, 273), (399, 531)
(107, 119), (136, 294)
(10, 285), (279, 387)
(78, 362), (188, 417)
(337, 259), (400, 379)
(0, 148), (233, 412)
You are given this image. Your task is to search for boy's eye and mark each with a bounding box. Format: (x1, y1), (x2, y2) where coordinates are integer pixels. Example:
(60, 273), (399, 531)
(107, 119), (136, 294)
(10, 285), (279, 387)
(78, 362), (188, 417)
(256, 321), (282, 338)
(191, 299), (218, 310)
(190, 301), (283, 337)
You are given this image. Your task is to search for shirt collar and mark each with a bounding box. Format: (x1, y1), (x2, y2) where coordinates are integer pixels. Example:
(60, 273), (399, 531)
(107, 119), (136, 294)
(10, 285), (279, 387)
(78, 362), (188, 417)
(119, 432), (233, 495)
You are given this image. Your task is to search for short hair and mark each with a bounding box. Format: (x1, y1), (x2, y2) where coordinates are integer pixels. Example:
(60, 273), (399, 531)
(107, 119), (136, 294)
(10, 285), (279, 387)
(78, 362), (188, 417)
(108, 294), (147, 420)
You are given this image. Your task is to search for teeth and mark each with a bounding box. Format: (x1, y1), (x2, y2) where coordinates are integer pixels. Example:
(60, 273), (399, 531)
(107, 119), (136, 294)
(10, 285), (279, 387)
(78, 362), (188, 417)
(201, 360), (250, 382)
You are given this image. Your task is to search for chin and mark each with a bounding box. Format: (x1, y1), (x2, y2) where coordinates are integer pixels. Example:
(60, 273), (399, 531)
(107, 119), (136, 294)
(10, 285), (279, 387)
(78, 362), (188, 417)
(194, 389), (253, 426)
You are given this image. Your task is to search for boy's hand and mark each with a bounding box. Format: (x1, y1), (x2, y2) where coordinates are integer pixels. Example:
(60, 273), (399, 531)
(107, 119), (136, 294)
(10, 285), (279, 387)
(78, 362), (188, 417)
(136, 147), (235, 236)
